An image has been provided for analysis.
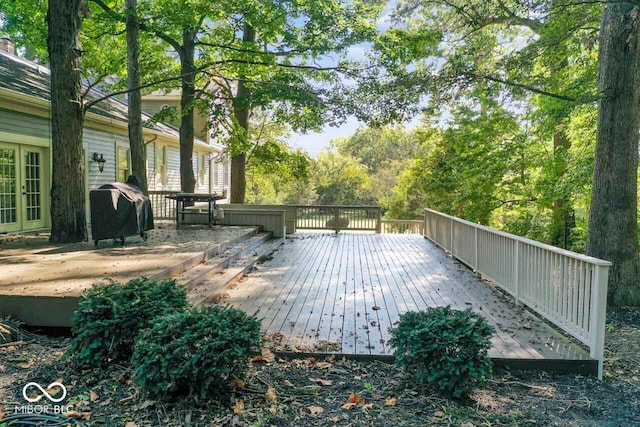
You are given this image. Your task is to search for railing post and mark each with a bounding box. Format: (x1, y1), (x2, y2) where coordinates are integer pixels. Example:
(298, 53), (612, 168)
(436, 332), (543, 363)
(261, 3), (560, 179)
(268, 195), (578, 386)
(514, 241), (521, 306)
(334, 207), (339, 233)
(423, 209), (427, 237)
(474, 226), (478, 271)
(589, 264), (609, 379)
(450, 217), (454, 253)
(375, 208), (382, 234)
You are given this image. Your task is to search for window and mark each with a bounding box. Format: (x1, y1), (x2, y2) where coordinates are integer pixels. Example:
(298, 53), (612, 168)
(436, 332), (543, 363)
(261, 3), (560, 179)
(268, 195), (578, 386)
(117, 147), (130, 182)
(198, 153), (206, 186)
(223, 162), (229, 187)
(212, 161), (219, 187)
(155, 145), (167, 186)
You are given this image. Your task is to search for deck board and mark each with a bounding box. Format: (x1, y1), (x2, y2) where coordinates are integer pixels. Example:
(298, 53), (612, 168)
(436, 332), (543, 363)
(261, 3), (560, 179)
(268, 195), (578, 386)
(220, 232), (592, 364)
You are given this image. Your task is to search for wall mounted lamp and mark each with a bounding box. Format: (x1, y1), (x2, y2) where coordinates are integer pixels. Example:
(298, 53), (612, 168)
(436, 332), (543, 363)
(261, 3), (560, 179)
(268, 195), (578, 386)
(92, 152), (106, 173)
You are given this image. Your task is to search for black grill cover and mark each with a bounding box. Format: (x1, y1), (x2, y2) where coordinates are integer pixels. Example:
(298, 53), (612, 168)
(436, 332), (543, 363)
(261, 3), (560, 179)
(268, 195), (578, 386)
(90, 176), (154, 242)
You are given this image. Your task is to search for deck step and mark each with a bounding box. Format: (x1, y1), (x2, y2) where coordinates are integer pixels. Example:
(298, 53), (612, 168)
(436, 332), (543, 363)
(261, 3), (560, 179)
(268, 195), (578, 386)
(151, 227), (261, 280)
(175, 232), (273, 290)
(188, 237), (285, 307)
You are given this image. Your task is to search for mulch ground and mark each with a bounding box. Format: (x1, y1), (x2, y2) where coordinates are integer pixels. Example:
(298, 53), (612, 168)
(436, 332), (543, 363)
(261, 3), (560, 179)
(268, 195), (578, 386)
(1, 307), (639, 426)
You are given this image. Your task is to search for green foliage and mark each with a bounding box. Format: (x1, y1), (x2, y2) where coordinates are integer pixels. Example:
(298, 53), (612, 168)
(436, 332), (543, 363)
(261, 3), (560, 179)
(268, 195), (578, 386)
(131, 306), (261, 399)
(389, 307), (495, 399)
(313, 150), (374, 205)
(70, 278), (189, 369)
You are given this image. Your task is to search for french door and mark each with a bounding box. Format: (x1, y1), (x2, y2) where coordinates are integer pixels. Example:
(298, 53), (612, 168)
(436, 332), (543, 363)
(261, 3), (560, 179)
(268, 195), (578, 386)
(0, 143), (47, 233)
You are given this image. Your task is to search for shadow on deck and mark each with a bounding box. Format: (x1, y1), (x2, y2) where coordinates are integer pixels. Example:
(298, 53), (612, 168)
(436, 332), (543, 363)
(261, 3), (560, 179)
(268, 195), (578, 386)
(219, 232), (596, 375)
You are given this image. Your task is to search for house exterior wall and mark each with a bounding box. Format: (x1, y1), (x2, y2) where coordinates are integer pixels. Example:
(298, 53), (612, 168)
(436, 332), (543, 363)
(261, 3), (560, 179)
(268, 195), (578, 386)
(141, 97), (211, 144)
(0, 106), (228, 233)
(0, 108), (50, 139)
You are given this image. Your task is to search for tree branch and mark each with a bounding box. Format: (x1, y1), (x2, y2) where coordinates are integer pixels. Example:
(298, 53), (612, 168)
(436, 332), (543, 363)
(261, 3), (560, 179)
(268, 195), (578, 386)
(90, 0), (182, 53)
(464, 72), (579, 102)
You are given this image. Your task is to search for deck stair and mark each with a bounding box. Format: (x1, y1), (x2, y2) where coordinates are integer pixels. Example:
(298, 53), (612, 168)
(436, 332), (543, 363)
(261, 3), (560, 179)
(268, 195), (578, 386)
(171, 232), (284, 307)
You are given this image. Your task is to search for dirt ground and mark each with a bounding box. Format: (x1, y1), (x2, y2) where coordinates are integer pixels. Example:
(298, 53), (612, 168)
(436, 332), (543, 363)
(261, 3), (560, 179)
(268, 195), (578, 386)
(0, 307), (638, 426)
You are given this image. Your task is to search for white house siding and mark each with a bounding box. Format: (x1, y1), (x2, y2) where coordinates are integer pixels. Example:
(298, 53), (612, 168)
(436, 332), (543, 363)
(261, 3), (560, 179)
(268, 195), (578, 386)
(166, 145), (181, 191)
(146, 142), (155, 189)
(193, 151), (211, 193)
(83, 128), (125, 189)
(210, 158), (231, 196)
(0, 108), (50, 139)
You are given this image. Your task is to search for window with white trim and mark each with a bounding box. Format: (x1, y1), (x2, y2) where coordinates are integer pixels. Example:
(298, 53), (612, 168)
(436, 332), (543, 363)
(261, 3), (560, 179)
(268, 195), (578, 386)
(198, 153), (206, 186)
(212, 161), (219, 187)
(223, 162), (229, 187)
(117, 146), (131, 182)
(155, 145), (168, 187)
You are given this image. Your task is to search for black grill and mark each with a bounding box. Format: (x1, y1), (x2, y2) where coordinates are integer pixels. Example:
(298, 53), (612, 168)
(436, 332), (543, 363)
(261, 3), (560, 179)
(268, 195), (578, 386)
(90, 176), (154, 246)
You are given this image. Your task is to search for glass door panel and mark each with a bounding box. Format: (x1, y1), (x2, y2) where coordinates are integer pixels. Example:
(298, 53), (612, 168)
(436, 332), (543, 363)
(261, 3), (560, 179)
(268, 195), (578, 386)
(21, 147), (46, 230)
(0, 144), (20, 232)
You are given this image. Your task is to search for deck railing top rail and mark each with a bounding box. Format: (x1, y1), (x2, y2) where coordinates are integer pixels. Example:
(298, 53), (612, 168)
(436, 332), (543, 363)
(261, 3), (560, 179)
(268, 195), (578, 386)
(424, 208), (610, 378)
(293, 204), (382, 209)
(425, 208), (611, 266)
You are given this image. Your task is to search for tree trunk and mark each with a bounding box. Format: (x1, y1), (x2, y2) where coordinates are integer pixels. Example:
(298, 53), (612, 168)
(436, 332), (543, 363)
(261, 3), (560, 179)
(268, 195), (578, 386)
(230, 23), (256, 204)
(179, 31), (196, 194)
(125, 0), (147, 194)
(47, 0), (87, 243)
(549, 129), (575, 248)
(587, 3), (640, 305)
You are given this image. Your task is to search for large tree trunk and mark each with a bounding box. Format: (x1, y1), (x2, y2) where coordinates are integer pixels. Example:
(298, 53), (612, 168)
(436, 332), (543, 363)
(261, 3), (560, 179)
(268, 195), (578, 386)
(587, 3), (640, 306)
(549, 129), (575, 248)
(47, 0), (87, 243)
(179, 31), (196, 194)
(125, 0), (147, 193)
(230, 24), (256, 204)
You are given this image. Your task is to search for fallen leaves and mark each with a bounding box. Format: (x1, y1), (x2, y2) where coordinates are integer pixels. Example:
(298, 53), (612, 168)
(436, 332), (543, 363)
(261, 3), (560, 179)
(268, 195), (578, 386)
(233, 399), (244, 415)
(307, 405), (324, 415)
(265, 387), (277, 404)
(17, 360), (33, 369)
(522, 322), (534, 330)
(124, 422), (139, 427)
(90, 390), (99, 402)
(265, 387), (277, 414)
(231, 379), (245, 390)
(251, 348), (276, 363)
(315, 361), (332, 369)
(66, 411), (91, 420)
(385, 397), (397, 407)
(309, 377), (333, 386)
(341, 393), (366, 410)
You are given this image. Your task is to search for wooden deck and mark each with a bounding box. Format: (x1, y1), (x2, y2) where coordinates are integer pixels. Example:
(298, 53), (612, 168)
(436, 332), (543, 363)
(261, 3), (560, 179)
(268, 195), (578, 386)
(220, 232), (594, 371)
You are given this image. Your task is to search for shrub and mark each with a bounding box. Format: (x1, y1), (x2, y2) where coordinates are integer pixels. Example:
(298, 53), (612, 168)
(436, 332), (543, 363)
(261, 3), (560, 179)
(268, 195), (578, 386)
(70, 278), (189, 368)
(389, 307), (495, 399)
(131, 306), (262, 400)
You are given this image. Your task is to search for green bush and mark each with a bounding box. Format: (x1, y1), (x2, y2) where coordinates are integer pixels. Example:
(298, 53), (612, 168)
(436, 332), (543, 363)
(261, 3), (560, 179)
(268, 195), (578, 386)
(70, 278), (189, 368)
(389, 307), (495, 399)
(132, 306), (262, 399)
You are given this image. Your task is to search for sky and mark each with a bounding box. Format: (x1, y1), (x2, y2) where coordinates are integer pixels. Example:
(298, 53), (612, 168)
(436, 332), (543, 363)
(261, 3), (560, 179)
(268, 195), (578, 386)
(285, 1), (402, 158)
(288, 115), (424, 158)
(288, 117), (361, 158)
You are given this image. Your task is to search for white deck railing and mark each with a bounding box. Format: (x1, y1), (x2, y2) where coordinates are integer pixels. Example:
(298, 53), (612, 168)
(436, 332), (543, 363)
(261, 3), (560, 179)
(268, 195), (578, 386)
(424, 208), (611, 378)
(381, 219), (424, 234)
